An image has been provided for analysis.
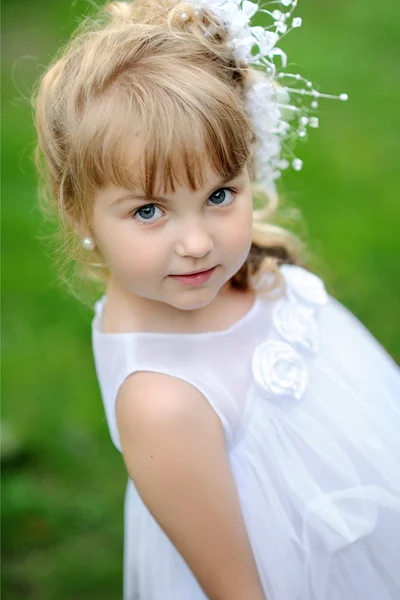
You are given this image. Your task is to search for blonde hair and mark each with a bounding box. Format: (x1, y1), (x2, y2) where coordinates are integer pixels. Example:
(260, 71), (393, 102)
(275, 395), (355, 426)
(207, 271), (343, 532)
(32, 0), (308, 305)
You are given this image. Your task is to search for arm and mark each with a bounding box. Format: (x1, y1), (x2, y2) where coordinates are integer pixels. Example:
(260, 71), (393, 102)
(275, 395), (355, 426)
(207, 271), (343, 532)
(116, 372), (266, 600)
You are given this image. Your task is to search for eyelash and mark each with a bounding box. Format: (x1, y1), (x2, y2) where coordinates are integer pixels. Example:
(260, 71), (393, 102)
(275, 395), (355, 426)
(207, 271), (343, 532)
(130, 187), (237, 226)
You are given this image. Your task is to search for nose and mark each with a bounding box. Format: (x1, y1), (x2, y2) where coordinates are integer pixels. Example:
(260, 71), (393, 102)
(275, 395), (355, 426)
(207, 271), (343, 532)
(175, 219), (214, 258)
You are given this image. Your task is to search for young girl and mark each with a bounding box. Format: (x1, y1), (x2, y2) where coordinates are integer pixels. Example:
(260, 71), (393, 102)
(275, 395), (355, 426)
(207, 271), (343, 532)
(33, 0), (400, 598)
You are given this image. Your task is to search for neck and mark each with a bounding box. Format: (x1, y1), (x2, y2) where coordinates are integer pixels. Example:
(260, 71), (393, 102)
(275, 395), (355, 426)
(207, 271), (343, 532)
(103, 276), (254, 335)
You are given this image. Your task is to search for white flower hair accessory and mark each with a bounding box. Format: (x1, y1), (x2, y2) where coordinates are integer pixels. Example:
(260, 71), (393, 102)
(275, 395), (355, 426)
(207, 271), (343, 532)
(183, 0), (348, 195)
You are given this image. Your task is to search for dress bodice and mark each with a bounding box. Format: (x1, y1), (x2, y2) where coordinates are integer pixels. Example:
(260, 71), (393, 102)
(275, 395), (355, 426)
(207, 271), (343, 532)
(92, 265), (331, 451)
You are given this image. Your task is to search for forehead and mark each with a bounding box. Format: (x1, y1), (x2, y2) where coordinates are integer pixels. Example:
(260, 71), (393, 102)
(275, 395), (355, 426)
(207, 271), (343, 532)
(82, 87), (252, 201)
(104, 127), (225, 198)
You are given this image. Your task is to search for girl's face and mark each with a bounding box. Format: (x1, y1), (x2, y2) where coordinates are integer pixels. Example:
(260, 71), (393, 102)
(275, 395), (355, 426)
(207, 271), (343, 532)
(91, 162), (254, 312)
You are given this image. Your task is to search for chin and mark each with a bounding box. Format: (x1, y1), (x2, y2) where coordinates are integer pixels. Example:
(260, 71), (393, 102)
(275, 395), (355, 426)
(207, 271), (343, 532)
(168, 288), (219, 312)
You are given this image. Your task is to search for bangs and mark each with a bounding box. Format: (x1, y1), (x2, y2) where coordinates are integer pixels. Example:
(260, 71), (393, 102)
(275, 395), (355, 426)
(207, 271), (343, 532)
(75, 74), (253, 200)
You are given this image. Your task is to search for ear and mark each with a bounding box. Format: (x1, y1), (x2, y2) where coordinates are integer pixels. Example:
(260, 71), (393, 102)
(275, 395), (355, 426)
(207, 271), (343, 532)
(66, 214), (91, 240)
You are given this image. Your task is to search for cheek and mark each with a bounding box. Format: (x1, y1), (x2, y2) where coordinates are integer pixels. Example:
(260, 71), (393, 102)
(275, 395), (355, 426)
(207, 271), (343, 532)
(229, 192), (254, 250)
(93, 216), (164, 276)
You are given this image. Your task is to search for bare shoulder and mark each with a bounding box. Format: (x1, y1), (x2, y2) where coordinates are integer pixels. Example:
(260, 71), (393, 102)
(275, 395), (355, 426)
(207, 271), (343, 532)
(116, 371), (223, 439)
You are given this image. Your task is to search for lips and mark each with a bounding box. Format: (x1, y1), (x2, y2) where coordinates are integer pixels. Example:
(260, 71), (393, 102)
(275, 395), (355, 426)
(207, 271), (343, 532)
(173, 267), (215, 276)
(169, 266), (217, 286)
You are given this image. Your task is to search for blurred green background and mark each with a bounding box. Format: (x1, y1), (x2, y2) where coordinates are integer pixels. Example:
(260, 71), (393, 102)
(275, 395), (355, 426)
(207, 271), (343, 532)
(2, 0), (399, 598)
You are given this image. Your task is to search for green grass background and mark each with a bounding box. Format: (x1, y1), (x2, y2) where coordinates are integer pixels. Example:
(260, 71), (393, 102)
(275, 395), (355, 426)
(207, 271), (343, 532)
(2, 0), (399, 597)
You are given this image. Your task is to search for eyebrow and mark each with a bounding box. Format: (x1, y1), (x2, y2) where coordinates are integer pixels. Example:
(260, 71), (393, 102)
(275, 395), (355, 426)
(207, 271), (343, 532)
(111, 172), (244, 206)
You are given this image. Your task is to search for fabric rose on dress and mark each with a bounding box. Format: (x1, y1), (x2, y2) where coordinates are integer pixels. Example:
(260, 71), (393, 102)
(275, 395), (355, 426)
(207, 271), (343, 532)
(252, 340), (309, 400)
(273, 295), (320, 354)
(280, 265), (328, 307)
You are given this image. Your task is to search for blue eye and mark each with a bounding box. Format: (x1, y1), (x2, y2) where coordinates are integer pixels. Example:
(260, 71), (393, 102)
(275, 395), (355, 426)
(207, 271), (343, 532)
(132, 204), (163, 224)
(208, 188), (235, 207)
(131, 187), (236, 225)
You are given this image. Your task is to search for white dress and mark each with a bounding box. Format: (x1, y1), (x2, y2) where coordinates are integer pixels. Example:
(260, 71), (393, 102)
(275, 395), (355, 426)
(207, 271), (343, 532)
(91, 265), (400, 600)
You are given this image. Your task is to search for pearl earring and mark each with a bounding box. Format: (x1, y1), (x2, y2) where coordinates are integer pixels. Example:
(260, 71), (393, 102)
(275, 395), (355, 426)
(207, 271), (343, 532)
(81, 236), (95, 251)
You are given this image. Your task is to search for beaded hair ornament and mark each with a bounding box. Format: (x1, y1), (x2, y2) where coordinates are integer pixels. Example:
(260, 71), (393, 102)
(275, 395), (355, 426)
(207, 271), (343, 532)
(181, 0), (348, 195)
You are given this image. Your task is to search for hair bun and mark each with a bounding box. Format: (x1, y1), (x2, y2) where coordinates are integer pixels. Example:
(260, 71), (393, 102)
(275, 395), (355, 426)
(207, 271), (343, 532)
(104, 1), (134, 22)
